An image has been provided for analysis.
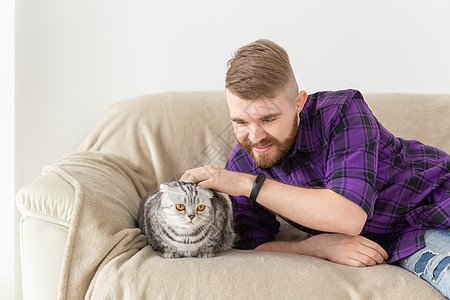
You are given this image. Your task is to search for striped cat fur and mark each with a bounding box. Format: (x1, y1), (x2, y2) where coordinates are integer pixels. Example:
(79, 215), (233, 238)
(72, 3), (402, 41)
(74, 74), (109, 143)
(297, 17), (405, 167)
(138, 181), (235, 258)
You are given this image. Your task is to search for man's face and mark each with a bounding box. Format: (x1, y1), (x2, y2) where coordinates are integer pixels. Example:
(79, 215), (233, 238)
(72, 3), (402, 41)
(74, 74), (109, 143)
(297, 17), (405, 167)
(226, 88), (307, 168)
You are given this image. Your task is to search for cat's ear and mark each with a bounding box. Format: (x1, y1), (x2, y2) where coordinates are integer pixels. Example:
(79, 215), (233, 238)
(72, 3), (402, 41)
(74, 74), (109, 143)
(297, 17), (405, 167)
(197, 187), (214, 200)
(159, 181), (180, 191)
(160, 181), (179, 192)
(159, 182), (170, 192)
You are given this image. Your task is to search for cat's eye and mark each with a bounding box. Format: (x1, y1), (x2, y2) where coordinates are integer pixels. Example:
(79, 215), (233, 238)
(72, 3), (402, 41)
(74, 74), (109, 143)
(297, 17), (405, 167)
(175, 204), (185, 211)
(197, 205), (206, 212)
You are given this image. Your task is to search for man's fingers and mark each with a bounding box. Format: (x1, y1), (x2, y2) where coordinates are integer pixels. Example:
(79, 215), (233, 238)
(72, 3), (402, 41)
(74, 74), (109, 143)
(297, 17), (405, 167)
(180, 169), (202, 183)
(179, 173), (189, 182)
(356, 249), (384, 265)
(360, 238), (389, 261)
(348, 256), (376, 267)
(353, 237), (388, 265)
(349, 247), (381, 267)
(343, 236), (388, 267)
(183, 174), (199, 184)
(180, 165), (218, 185)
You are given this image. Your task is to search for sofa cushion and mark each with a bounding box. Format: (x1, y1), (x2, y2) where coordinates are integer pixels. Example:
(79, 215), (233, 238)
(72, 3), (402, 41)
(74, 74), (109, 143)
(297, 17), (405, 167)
(89, 246), (443, 299)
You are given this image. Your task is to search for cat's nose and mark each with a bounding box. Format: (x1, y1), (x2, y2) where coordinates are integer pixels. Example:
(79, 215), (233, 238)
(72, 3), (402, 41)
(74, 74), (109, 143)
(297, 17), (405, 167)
(188, 215), (195, 220)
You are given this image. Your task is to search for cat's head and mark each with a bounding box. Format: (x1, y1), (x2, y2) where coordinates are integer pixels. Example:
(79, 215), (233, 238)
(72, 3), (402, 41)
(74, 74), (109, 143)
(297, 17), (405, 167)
(158, 181), (214, 229)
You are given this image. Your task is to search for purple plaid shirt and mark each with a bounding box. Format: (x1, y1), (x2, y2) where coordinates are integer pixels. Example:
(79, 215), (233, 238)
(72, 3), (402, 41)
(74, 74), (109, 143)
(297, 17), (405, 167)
(225, 89), (450, 263)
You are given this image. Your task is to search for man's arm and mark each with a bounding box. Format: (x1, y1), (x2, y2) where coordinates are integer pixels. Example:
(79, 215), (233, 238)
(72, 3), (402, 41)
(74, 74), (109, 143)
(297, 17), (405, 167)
(180, 166), (367, 236)
(181, 166), (388, 266)
(255, 233), (388, 267)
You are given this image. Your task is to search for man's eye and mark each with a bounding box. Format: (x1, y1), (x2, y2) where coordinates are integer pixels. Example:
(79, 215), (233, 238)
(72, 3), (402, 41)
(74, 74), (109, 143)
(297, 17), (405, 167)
(262, 118), (275, 123)
(234, 121), (247, 126)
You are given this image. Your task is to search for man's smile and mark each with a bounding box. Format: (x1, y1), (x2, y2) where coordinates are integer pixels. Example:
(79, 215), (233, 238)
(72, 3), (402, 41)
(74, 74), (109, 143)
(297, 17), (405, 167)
(252, 144), (274, 154)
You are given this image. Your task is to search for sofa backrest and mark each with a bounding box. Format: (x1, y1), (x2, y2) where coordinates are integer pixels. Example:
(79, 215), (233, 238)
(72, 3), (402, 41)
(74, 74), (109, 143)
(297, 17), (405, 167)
(365, 93), (450, 154)
(78, 91), (234, 191)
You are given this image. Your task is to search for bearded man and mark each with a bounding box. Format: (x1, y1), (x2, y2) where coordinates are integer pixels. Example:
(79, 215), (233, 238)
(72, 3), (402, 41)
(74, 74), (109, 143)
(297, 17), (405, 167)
(181, 39), (450, 297)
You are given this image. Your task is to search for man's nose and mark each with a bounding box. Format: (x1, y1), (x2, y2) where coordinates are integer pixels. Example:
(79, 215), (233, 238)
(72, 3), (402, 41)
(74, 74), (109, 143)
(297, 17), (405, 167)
(248, 124), (267, 144)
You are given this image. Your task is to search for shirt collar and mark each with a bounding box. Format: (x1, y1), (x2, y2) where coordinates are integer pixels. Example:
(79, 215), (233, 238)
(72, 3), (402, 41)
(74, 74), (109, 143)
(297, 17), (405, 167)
(288, 111), (316, 156)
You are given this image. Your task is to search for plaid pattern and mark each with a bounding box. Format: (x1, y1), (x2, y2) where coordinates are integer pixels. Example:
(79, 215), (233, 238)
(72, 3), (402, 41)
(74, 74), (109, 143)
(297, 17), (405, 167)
(225, 89), (450, 263)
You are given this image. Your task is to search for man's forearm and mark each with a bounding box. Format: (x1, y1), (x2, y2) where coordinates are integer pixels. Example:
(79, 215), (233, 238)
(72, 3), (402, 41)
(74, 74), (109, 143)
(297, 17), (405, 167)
(255, 178), (367, 235)
(254, 239), (322, 258)
(254, 233), (389, 267)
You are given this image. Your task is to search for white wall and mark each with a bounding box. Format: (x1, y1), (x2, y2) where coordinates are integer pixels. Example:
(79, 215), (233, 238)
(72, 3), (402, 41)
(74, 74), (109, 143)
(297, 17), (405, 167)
(16, 0), (450, 188)
(13, 0), (450, 298)
(1, 0), (14, 298)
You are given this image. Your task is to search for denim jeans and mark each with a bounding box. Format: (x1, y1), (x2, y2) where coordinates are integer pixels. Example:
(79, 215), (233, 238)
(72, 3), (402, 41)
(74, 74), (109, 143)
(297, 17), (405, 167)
(397, 230), (450, 298)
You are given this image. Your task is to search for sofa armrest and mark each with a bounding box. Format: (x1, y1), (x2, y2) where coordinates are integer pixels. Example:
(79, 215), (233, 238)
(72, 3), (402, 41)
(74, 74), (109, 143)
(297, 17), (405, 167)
(16, 171), (75, 300)
(16, 171), (74, 226)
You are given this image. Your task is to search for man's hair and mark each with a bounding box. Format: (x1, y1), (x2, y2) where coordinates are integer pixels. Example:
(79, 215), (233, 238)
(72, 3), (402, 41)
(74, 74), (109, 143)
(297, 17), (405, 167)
(225, 39), (297, 100)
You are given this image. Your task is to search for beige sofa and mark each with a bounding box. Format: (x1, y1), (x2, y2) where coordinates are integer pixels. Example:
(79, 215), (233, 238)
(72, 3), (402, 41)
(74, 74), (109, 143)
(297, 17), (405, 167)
(16, 91), (449, 299)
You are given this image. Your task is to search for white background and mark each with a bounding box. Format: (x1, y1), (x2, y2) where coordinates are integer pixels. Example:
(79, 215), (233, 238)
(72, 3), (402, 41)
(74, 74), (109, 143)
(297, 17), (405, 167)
(3, 0), (450, 298)
(1, 0), (14, 298)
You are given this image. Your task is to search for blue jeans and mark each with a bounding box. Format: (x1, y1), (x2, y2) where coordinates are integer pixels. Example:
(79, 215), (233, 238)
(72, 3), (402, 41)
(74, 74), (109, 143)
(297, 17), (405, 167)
(397, 230), (450, 298)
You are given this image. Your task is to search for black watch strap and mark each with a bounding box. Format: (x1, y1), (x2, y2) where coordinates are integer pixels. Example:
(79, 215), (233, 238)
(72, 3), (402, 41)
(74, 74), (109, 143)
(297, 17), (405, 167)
(249, 173), (266, 202)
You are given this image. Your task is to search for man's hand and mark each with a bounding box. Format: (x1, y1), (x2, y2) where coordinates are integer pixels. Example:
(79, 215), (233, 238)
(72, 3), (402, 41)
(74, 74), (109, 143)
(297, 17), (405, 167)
(257, 233), (389, 267)
(180, 165), (254, 197)
(306, 233), (388, 267)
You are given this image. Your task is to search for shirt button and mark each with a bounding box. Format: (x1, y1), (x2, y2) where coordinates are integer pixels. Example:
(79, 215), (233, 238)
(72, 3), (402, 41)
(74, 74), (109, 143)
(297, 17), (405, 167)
(414, 220), (421, 225)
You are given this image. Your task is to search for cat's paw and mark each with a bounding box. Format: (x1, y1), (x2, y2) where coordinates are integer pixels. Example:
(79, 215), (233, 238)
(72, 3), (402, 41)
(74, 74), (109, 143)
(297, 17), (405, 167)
(162, 252), (181, 259)
(197, 252), (215, 258)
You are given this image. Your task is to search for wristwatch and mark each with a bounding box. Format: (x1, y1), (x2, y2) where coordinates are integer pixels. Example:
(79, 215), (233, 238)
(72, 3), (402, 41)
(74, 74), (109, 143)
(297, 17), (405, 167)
(249, 173), (266, 202)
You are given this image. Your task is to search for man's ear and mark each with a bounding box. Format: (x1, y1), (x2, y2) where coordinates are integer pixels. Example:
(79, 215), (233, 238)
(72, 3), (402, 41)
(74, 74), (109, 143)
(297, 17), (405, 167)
(295, 90), (308, 114)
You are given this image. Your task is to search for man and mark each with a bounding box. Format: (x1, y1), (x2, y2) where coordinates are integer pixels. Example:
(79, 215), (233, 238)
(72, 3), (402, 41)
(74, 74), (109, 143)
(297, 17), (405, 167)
(181, 39), (450, 297)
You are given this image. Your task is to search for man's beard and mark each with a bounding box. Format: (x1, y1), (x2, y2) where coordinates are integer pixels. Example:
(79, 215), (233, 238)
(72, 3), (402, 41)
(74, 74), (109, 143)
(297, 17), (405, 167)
(238, 115), (299, 168)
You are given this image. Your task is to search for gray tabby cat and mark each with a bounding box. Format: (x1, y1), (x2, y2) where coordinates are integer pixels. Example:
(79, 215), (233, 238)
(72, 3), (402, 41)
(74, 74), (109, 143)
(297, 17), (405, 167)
(138, 181), (235, 258)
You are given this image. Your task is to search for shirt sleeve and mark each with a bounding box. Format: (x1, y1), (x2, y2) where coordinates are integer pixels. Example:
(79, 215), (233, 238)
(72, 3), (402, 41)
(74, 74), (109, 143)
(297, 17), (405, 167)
(225, 147), (280, 249)
(229, 195), (280, 249)
(323, 91), (379, 218)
